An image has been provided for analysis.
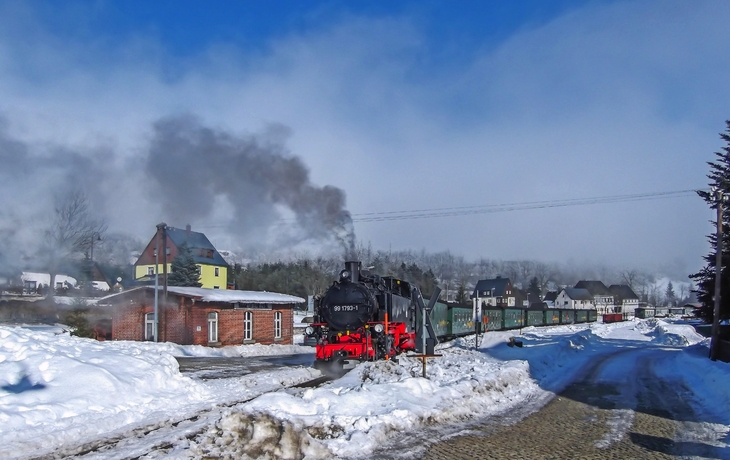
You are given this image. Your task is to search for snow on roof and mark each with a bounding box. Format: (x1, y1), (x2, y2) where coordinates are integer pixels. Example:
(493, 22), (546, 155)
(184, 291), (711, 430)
(165, 286), (305, 304)
(100, 286), (304, 304)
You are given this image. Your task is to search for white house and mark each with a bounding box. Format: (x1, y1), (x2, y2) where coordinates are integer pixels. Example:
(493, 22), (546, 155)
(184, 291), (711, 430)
(609, 284), (640, 316)
(555, 288), (595, 310)
(21, 272), (77, 293)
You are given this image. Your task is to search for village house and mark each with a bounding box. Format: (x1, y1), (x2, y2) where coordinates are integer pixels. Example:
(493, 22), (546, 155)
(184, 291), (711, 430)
(608, 284), (640, 316)
(134, 224), (229, 290)
(574, 280), (614, 314)
(555, 288), (595, 310)
(100, 286), (303, 346)
(471, 276), (516, 307)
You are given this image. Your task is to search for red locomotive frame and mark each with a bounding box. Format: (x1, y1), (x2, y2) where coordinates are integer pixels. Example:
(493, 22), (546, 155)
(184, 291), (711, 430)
(313, 320), (417, 363)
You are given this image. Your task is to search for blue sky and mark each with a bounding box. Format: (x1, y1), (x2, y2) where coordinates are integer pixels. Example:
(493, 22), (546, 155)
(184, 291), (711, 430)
(0, 0), (729, 277)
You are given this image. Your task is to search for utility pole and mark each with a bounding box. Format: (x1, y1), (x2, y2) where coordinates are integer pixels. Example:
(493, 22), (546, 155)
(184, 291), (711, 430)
(154, 222), (167, 343)
(711, 189), (725, 361)
(154, 227), (160, 343)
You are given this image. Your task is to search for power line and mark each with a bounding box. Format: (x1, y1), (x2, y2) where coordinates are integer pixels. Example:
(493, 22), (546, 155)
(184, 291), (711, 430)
(195, 188), (702, 228)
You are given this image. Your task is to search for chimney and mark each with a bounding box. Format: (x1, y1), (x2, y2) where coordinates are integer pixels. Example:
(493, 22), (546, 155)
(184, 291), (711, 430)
(186, 224), (191, 237)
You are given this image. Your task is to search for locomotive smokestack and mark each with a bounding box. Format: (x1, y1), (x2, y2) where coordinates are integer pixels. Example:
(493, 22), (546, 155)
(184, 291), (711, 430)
(345, 261), (361, 284)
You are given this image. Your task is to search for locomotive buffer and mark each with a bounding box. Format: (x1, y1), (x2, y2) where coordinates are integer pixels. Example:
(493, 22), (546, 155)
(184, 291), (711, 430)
(410, 286), (442, 378)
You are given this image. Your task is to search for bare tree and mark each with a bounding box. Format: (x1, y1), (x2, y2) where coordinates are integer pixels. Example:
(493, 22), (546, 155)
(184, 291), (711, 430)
(533, 261), (557, 293)
(43, 190), (107, 299)
(621, 269), (638, 290)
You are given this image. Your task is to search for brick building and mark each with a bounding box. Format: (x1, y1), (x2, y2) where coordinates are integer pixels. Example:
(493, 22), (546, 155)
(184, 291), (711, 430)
(100, 286), (303, 346)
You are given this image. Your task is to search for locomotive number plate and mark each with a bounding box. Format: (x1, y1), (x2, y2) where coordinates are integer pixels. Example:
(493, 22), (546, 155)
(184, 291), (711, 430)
(334, 305), (359, 311)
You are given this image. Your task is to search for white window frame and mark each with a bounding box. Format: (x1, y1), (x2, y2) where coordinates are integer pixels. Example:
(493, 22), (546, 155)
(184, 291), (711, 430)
(214, 267), (219, 277)
(243, 311), (253, 341)
(145, 312), (155, 341)
(208, 312), (218, 343)
(274, 311), (282, 339)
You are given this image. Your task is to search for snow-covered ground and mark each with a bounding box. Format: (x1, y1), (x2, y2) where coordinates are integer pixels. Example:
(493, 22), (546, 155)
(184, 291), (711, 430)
(1, 319), (729, 459)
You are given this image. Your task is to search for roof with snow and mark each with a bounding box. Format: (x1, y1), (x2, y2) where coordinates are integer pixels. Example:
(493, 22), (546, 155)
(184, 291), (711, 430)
(99, 286), (304, 305)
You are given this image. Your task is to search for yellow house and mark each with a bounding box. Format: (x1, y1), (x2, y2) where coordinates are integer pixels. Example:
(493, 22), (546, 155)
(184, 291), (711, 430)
(134, 224), (229, 290)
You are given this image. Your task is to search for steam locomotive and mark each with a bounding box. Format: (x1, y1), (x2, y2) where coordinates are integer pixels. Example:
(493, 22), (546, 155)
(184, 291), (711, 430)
(305, 261), (438, 373)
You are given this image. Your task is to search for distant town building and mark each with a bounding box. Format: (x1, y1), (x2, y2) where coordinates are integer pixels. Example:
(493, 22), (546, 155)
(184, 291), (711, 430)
(134, 225), (229, 290)
(608, 284), (640, 316)
(472, 276), (516, 307)
(555, 288), (595, 310)
(574, 280), (614, 314)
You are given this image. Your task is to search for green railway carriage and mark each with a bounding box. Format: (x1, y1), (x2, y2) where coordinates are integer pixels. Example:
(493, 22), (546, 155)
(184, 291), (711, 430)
(526, 308), (545, 327)
(587, 310), (598, 322)
(502, 307), (526, 329)
(560, 309), (575, 324)
(482, 307), (503, 331)
(544, 309), (561, 325)
(575, 310), (588, 323)
(449, 304), (475, 336)
(635, 307), (655, 319)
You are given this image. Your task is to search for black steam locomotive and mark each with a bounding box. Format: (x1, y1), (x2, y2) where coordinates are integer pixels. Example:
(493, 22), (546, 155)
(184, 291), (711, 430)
(305, 261), (438, 373)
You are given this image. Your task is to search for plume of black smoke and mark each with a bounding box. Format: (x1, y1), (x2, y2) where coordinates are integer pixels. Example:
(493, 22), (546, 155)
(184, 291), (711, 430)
(146, 115), (356, 257)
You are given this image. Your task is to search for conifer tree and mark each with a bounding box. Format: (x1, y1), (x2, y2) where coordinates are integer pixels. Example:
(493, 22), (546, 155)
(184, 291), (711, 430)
(690, 120), (730, 322)
(167, 242), (202, 287)
(527, 277), (541, 301)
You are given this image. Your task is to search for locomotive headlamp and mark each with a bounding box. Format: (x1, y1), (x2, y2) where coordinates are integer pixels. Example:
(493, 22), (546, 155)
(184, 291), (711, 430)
(340, 270), (350, 280)
(305, 326), (314, 335)
(374, 324), (384, 333)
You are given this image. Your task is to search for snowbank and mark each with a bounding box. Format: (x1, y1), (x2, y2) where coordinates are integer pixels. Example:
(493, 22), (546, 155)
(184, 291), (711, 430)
(2, 318), (728, 460)
(0, 325), (316, 459)
(173, 318), (729, 459)
(0, 326), (209, 457)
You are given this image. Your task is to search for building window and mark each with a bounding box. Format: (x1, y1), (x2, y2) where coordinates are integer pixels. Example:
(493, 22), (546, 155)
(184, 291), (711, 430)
(213, 286), (220, 289)
(147, 266), (154, 275)
(208, 312), (218, 343)
(274, 311), (282, 339)
(215, 267), (219, 277)
(145, 313), (155, 341)
(244, 311), (253, 341)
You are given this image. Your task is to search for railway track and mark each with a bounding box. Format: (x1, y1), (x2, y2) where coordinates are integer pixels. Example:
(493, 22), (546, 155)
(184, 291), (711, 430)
(28, 373), (332, 460)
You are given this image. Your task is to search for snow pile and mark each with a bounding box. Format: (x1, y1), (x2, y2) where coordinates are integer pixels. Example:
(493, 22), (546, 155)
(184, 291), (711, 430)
(0, 324), (320, 459)
(647, 322), (706, 347)
(0, 326), (210, 457)
(183, 344), (540, 459)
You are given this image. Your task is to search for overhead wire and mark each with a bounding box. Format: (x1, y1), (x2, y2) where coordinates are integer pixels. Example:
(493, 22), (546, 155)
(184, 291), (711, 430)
(195, 188), (703, 229)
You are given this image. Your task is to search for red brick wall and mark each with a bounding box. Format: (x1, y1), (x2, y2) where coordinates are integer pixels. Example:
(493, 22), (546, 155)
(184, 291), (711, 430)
(110, 291), (295, 346)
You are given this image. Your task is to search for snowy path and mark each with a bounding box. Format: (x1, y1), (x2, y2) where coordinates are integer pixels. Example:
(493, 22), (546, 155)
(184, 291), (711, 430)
(423, 346), (730, 459)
